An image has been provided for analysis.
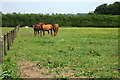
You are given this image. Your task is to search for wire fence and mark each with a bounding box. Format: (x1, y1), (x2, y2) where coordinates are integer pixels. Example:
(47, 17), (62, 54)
(0, 25), (20, 63)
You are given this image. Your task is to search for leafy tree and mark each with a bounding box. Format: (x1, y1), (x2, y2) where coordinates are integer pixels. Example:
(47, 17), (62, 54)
(94, 4), (108, 14)
(0, 11), (2, 14)
(13, 12), (17, 14)
(94, 2), (120, 15)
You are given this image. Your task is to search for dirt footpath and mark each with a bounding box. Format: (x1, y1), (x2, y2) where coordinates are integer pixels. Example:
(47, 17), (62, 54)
(18, 61), (87, 78)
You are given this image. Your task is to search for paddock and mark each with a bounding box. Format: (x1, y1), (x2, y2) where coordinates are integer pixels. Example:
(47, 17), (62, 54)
(1, 27), (118, 78)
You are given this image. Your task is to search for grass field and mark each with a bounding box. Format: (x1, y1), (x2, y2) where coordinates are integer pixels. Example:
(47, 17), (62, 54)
(1, 27), (14, 35)
(0, 27), (14, 75)
(2, 27), (118, 78)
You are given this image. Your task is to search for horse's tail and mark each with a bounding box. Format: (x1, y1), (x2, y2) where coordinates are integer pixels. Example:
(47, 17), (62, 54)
(53, 24), (55, 32)
(53, 24), (59, 32)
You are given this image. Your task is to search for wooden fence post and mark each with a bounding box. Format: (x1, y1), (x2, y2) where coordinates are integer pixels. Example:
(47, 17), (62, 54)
(18, 25), (20, 31)
(9, 31), (12, 46)
(11, 30), (14, 43)
(13, 29), (15, 40)
(14, 28), (17, 38)
(2, 25), (20, 55)
(17, 24), (20, 31)
(7, 33), (10, 51)
(4, 34), (7, 55)
(0, 37), (3, 63)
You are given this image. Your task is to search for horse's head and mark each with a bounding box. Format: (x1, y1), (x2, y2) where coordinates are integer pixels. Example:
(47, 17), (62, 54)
(32, 24), (36, 28)
(36, 24), (41, 27)
(39, 22), (45, 27)
(35, 24), (41, 29)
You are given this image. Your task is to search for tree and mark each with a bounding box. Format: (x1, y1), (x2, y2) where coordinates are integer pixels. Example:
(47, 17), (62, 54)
(94, 4), (108, 14)
(94, 2), (120, 15)
(88, 11), (95, 15)
(13, 12), (17, 14)
(0, 11), (2, 14)
(76, 13), (81, 15)
(110, 2), (120, 15)
(52, 13), (54, 15)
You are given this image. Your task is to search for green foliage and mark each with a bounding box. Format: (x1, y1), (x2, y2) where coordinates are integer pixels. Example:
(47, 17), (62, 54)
(94, 2), (120, 15)
(2, 14), (120, 27)
(2, 55), (20, 79)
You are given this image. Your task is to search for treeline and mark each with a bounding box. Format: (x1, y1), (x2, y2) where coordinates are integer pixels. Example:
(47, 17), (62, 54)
(94, 2), (120, 15)
(2, 14), (120, 27)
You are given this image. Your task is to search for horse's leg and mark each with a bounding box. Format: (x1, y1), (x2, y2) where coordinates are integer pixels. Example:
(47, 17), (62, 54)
(34, 31), (35, 36)
(55, 29), (58, 36)
(54, 32), (56, 36)
(38, 30), (39, 36)
(53, 29), (55, 36)
(43, 30), (45, 36)
(34, 30), (35, 36)
(34, 30), (37, 36)
(54, 30), (58, 36)
(40, 30), (42, 36)
(48, 30), (49, 34)
(51, 29), (52, 36)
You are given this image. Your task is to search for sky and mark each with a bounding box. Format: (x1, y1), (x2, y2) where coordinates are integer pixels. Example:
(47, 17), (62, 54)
(1, 0), (119, 14)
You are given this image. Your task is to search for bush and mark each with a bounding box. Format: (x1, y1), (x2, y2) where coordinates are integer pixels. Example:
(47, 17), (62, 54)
(2, 14), (120, 27)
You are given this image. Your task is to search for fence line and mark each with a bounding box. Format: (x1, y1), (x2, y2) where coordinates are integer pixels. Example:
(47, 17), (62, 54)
(0, 37), (2, 63)
(0, 25), (20, 63)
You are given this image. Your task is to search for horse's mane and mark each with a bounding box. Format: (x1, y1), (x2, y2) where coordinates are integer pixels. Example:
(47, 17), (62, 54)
(39, 22), (45, 26)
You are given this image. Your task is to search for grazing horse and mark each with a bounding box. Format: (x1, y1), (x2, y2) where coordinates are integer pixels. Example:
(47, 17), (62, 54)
(39, 22), (53, 36)
(32, 24), (42, 36)
(53, 24), (59, 36)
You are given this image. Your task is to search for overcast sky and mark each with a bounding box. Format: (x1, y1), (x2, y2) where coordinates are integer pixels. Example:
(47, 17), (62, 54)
(1, 0), (119, 14)
(1, 0), (119, 2)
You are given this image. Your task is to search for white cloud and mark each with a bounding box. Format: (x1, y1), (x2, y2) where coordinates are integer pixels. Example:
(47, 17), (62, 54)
(1, 0), (119, 2)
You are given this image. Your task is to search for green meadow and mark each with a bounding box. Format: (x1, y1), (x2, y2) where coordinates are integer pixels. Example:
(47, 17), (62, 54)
(2, 27), (118, 78)
(1, 27), (14, 35)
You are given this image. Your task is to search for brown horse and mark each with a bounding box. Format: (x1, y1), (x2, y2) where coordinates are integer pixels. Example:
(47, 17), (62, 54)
(53, 24), (59, 36)
(39, 22), (53, 36)
(32, 24), (42, 36)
